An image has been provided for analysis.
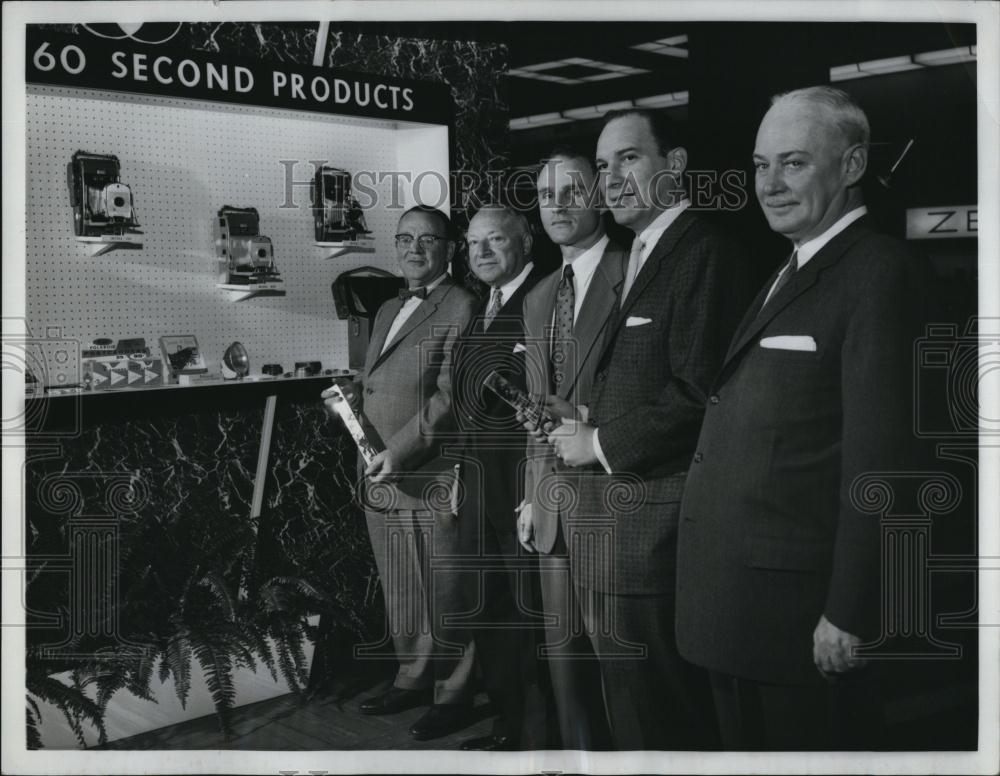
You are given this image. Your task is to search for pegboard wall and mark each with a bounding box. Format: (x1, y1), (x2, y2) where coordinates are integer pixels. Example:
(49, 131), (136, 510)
(25, 85), (450, 387)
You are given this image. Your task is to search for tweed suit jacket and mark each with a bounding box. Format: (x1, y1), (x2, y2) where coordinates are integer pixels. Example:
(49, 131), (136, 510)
(675, 216), (923, 685)
(577, 210), (753, 594)
(521, 238), (628, 554)
(354, 275), (478, 512)
(452, 265), (546, 535)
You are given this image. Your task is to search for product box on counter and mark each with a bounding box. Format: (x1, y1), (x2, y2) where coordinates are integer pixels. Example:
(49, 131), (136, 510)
(84, 358), (165, 390)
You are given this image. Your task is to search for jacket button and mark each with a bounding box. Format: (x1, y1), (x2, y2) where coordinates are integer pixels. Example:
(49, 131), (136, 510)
(693, 452), (704, 463)
(709, 394), (720, 405)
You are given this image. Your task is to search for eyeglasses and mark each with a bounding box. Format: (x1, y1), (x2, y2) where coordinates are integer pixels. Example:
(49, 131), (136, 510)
(394, 233), (450, 249)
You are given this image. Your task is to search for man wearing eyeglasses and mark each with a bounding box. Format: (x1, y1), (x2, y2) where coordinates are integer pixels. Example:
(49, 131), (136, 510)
(323, 205), (478, 740)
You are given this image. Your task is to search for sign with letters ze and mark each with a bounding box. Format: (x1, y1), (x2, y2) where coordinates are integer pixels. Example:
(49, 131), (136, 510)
(906, 205), (978, 240)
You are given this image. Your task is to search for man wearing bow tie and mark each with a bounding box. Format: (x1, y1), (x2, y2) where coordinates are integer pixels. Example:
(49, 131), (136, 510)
(675, 87), (923, 749)
(537, 110), (752, 749)
(323, 205), (478, 740)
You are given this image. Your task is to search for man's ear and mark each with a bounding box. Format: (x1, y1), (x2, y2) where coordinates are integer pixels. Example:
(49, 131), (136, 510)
(843, 144), (868, 187)
(521, 230), (534, 258)
(446, 239), (457, 261)
(667, 146), (688, 174)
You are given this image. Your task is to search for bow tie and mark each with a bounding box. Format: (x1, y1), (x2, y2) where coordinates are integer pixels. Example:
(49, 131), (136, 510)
(398, 287), (428, 301)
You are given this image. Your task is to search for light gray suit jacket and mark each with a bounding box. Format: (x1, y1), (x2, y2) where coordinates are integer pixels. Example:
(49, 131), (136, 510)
(355, 276), (478, 512)
(521, 238), (627, 553)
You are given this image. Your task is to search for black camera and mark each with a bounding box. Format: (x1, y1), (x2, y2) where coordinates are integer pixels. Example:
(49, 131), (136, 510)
(67, 151), (140, 237)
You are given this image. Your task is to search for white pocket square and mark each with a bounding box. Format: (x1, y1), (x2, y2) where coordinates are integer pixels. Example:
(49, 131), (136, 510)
(626, 316), (653, 327)
(513, 342), (527, 354)
(759, 335), (817, 352)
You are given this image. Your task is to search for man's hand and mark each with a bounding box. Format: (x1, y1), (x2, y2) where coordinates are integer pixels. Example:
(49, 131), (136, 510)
(516, 409), (558, 442)
(547, 419), (598, 468)
(813, 614), (868, 679)
(365, 450), (397, 483)
(516, 501), (536, 553)
(321, 380), (361, 416)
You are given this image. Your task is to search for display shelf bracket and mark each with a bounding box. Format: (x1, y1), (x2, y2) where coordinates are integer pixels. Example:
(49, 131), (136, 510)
(215, 283), (287, 302)
(76, 234), (144, 257)
(315, 239), (376, 260)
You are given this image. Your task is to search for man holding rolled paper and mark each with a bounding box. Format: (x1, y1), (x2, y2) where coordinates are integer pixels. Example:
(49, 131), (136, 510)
(322, 204), (478, 741)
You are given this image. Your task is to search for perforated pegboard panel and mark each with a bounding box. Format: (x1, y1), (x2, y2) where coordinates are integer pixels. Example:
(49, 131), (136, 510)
(26, 85), (445, 386)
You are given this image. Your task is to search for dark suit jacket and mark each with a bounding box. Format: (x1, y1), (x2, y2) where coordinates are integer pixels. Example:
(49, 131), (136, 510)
(453, 265), (546, 535)
(355, 275), (478, 512)
(578, 210), (753, 594)
(521, 238), (628, 554)
(675, 216), (922, 685)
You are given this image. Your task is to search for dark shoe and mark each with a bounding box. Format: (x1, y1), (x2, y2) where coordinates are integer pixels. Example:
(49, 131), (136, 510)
(359, 687), (430, 715)
(409, 703), (472, 741)
(459, 733), (517, 751)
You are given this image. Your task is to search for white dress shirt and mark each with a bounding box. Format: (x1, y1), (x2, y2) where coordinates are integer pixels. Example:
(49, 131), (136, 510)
(763, 205), (868, 304)
(491, 261), (535, 318)
(380, 272), (449, 355)
(592, 199), (689, 474)
(552, 235), (609, 325)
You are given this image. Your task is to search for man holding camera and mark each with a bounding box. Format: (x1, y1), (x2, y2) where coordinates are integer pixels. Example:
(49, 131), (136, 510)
(322, 205), (478, 741)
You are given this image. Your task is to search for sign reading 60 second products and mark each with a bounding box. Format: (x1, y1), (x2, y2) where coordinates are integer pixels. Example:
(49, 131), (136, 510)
(25, 28), (453, 125)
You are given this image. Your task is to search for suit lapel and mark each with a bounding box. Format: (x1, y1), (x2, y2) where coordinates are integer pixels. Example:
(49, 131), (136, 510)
(560, 241), (626, 399)
(366, 296), (401, 370)
(524, 272), (559, 396)
(369, 279), (452, 373)
(723, 217), (875, 369)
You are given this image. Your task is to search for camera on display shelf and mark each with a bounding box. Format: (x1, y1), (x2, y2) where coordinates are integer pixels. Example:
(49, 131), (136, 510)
(312, 165), (372, 243)
(214, 205), (283, 287)
(67, 150), (141, 237)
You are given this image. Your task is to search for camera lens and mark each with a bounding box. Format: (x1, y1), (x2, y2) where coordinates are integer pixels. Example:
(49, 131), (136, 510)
(257, 249), (267, 259)
(114, 196), (126, 207)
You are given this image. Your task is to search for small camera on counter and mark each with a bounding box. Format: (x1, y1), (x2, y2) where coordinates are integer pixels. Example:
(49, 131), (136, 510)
(67, 151), (141, 237)
(294, 361), (323, 377)
(215, 206), (284, 289)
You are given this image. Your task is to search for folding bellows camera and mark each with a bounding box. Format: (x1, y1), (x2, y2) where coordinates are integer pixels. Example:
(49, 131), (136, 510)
(67, 151), (140, 237)
(214, 205), (282, 285)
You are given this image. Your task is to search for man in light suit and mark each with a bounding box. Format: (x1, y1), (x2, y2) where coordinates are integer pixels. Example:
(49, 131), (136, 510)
(322, 205), (478, 741)
(675, 86), (922, 749)
(451, 205), (547, 751)
(517, 148), (625, 750)
(541, 110), (752, 749)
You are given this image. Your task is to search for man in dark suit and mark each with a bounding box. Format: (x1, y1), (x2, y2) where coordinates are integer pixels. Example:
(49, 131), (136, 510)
(517, 148), (625, 750)
(322, 205), (478, 741)
(675, 86), (921, 749)
(450, 204), (546, 751)
(541, 110), (752, 749)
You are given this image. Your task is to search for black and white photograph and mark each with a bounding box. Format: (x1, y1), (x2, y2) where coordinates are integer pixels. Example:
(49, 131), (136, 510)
(2, 1), (997, 774)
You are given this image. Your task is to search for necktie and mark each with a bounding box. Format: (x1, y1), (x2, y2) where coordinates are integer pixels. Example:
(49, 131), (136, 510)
(758, 249), (799, 315)
(551, 264), (575, 391)
(398, 286), (428, 301)
(484, 287), (503, 330)
(620, 238), (645, 307)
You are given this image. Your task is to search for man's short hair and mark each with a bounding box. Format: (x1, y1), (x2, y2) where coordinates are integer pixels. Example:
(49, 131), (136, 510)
(399, 204), (457, 241)
(599, 108), (683, 157)
(771, 85), (871, 150)
(469, 203), (532, 240)
(540, 144), (597, 176)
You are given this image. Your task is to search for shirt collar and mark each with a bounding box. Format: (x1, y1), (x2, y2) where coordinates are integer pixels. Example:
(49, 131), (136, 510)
(795, 206), (867, 268)
(560, 234), (608, 279)
(636, 198), (691, 258)
(493, 261), (535, 304)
